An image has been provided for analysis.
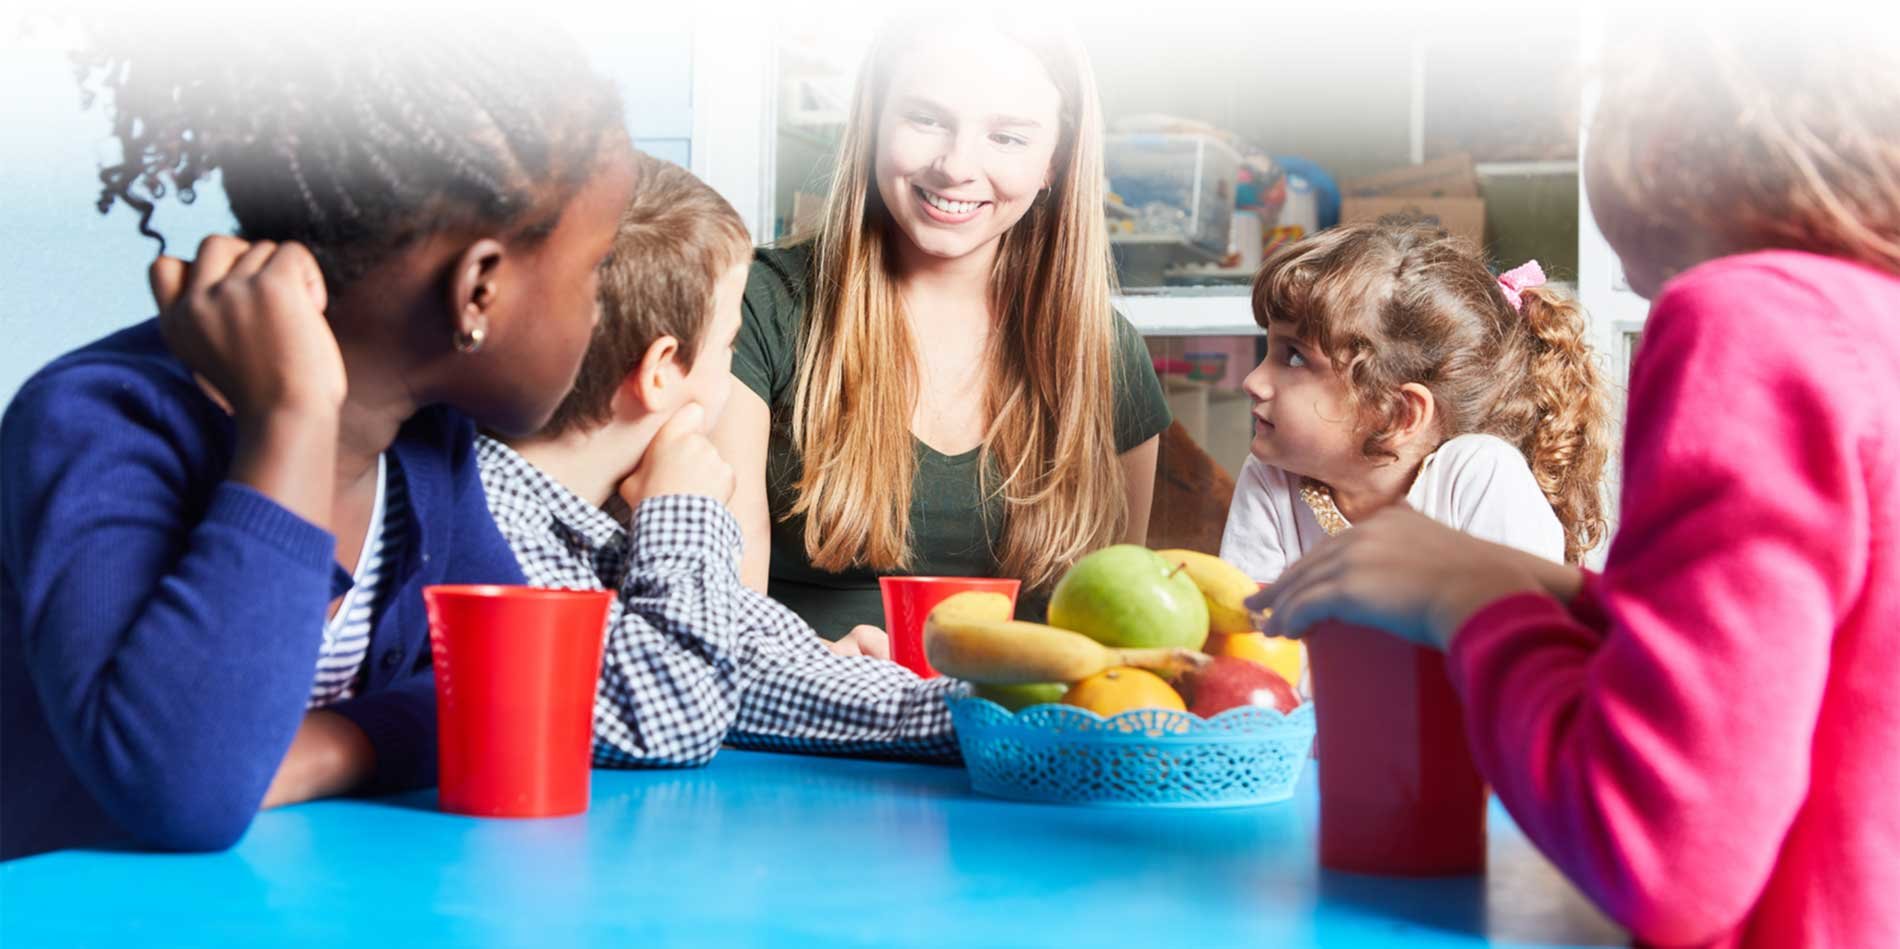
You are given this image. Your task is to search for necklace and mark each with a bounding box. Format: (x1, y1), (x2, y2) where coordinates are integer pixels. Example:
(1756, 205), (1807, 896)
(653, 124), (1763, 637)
(1298, 478), (1352, 537)
(1298, 446), (1444, 537)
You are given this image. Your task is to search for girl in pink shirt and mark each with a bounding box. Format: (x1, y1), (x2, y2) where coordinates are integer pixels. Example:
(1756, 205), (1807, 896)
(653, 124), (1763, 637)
(1257, 18), (1900, 948)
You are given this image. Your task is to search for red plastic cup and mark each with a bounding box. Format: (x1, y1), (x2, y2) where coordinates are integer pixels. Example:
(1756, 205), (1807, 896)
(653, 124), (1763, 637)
(1308, 620), (1487, 875)
(424, 585), (612, 818)
(878, 577), (1022, 678)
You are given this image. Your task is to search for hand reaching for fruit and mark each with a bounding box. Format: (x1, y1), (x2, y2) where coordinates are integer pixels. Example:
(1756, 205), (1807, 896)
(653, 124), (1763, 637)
(1245, 506), (1549, 650)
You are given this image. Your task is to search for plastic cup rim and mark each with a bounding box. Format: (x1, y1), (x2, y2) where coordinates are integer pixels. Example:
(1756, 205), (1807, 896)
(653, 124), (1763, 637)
(877, 576), (1021, 590)
(423, 584), (614, 602)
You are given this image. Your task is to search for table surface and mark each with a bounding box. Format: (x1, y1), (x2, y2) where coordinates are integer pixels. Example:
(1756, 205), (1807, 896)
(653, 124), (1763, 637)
(1, 750), (1625, 947)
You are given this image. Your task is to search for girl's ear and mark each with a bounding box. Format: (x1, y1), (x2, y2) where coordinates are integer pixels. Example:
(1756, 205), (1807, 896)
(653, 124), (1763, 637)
(446, 238), (507, 351)
(1391, 382), (1439, 449)
(615, 335), (685, 416)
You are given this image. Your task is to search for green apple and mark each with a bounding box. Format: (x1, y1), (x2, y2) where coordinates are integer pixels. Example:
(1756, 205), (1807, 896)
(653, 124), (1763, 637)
(1047, 545), (1210, 650)
(972, 682), (1069, 712)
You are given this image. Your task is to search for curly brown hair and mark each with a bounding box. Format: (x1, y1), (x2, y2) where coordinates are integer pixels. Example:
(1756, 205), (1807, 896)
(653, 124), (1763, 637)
(1252, 221), (1612, 564)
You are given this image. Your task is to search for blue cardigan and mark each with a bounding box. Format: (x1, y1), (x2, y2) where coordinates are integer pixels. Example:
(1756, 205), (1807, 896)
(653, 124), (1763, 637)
(1, 321), (526, 860)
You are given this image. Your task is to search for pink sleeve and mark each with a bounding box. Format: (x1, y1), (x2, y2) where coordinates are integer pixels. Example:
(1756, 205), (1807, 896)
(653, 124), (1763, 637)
(1446, 263), (1872, 945)
(1565, 569), (1610, 631)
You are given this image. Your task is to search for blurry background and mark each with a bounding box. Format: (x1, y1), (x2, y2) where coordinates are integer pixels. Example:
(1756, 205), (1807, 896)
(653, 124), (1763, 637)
(752, 1), (1645, 560)
(0, 1), (1653, 562)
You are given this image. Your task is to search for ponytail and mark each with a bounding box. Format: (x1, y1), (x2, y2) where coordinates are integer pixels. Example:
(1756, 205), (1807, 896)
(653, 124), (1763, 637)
(1515, 286), (1612, 564)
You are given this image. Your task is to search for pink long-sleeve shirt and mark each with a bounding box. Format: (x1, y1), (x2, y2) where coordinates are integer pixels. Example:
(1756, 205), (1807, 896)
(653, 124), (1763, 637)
(1447, 251), (1899, 948)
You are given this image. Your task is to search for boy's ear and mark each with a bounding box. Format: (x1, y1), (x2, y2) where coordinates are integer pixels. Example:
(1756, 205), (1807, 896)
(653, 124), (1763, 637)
(447, 238), (507, 349)
(1392, 382), (1438, 447)
(613, 335), (685, 417)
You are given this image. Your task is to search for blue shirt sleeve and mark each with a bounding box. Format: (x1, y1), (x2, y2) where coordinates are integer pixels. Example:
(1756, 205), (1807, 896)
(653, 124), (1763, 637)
(2, 365), (336, 851)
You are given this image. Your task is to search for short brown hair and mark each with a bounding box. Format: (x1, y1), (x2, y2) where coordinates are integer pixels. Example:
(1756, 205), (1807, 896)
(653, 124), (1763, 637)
(541, 152), (751, 435)
(1588, 14), (1900, 278)
(1252, 221), (1611, 564)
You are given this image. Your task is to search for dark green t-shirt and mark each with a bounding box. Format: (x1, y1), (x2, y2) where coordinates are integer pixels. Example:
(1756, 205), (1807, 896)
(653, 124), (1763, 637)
(733, 243), (1173, 639)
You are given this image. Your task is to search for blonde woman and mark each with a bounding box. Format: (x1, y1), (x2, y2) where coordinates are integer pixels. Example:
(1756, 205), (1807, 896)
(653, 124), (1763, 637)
(714, 17), (1170, 641)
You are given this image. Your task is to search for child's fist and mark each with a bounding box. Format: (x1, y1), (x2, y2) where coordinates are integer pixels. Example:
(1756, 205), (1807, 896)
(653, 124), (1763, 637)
(151, 236), (343, 421)
(826, 625), (892, 661)
(618, 404), (736, 508)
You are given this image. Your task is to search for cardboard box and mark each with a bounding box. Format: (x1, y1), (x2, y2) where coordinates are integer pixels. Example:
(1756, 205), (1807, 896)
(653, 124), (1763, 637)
(1338, 153), (1486, 245)
(1340, 153), (1480, 198)
(1338, 196), (1487, 246)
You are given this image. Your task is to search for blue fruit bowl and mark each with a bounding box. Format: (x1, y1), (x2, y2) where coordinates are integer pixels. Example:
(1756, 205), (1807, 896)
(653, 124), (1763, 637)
(946, 694), (1316, 808)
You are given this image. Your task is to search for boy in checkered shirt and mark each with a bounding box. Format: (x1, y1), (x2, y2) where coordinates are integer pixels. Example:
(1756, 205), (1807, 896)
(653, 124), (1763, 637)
(478, 154), (958, 765)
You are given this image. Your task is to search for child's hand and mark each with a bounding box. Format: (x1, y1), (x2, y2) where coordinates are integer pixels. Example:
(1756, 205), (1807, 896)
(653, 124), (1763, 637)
(618, 404), (736, 508)
(826, 625), (892, 661)
(260, 711), (375, 810)
(149, 236), (344, 422)
(1249, 506), (1546, 650)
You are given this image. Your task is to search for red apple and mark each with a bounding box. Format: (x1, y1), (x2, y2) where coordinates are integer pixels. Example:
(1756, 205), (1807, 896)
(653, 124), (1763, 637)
(1180, 655), (1300, 717)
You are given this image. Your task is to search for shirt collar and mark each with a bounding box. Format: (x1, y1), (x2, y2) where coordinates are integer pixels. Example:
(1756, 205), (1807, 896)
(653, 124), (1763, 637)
(475, 435), (627, 553)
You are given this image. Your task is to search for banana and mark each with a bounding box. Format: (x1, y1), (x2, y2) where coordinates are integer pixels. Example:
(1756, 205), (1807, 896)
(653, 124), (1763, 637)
(924, 592), (1202, 684)
(1154, 549), (1261, 636)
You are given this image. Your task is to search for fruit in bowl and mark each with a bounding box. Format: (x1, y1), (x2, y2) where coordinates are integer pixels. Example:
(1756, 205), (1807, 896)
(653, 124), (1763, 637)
(972, 681), (1069, 712)
(926, 547), (1304, 722)
(1204, 632), (1304, 689)
(1177, 655), (1300, 717)
(1061, 668), (1186, 717)
(1047, 545), (1209, 650)
(924, 592), (1201, 684)
(1153, 548), (1258, 636)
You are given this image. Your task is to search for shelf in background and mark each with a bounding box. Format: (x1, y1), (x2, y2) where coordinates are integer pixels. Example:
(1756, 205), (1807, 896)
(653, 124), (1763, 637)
(1116, 290), (1259, 337)
(1475, 160), (1578, 177)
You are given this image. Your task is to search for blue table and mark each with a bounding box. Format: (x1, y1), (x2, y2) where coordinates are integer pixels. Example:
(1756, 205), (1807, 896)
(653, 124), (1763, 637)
(1, 751), (1624, 947)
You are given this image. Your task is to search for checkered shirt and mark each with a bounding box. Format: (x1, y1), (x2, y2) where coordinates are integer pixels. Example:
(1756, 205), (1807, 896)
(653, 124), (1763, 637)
(476, 437), (961, 767)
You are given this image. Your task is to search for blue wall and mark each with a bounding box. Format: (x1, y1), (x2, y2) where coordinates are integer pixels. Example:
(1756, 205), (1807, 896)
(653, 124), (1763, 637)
(1, 19), (695, 404)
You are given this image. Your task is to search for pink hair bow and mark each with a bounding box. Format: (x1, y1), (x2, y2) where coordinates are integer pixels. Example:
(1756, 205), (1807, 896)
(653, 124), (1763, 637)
(1497, 260), (1546, 312)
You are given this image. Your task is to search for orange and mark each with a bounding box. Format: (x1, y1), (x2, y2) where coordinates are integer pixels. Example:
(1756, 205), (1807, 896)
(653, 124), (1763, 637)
(1061, 667), (1186, 716)
(1205, 632), (1305, 687)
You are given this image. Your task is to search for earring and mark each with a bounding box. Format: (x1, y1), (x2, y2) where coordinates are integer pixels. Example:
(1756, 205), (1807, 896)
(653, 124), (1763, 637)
(454, 324), (487, 354)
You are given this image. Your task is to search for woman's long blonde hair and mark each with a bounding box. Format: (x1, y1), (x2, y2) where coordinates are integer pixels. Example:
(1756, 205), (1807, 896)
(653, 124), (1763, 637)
(788, 15), (1126, 590)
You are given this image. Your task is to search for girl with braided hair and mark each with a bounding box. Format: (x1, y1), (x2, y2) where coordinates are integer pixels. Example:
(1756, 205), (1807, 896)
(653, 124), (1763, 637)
(0, 16), (634, 859)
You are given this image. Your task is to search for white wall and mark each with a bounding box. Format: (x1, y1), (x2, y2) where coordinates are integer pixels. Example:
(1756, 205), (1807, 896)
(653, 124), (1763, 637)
(1573, 16), (1657, 567)
(0, 29), (233, 405)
